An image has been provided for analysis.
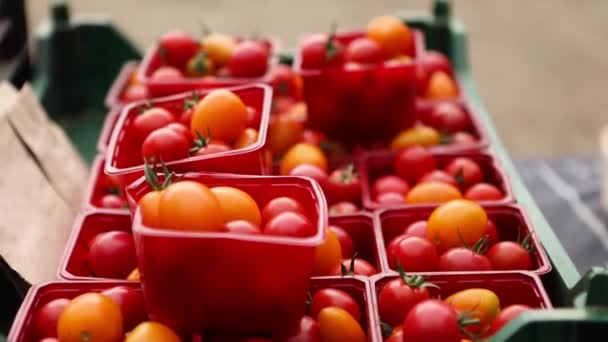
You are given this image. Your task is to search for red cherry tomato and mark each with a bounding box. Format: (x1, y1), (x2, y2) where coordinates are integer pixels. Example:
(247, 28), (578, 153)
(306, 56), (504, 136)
(486, 220), (500, 246)
(158, 31), (199, 67)
(375, 192), (405, 205)
(150, 65), (184, 82)
(166, 122), (193, 146)
(275, 316), (320, 342)
(131, 107), (175, 143)
(452, 131), (476, 145)
(142, 127), (190, 163)
(122, 85), (148, 103)
(372, 175), (410, 197)
(228, 41), (269, 78)
(418, 170), (459, 188)
(486, 241), (533, 270)
(465, 183), (504, 201)
(88, 231), (137, 278)
(179, 107), (193, 126)
(261, 197), (306, 223)
(485, 305), (531, 337)
(378, 276), (433, 326)
(329, 201), (359, 216)
(404, 220), (427, 238)
(416, 50), (453, 91)
(326, 165), (361, 204)
(329, 225), (354, 259)
(246, 106), (262, 129)
(300, 33), (344, 69)
(99, 194), (126, 209)
(225, 220), (262, 234)
(270, 65), (300, 98)
(264, 212), (315, 237)
(428, 102), (469, 133)
(289, 164), (329, 189)
(344, 37), (385, 64)
(334, 258), (377, 276)
(438, 248), (492, 272)
(34, 298), (70, 338)
(309, 288), (361, 322)
(394, 146), (436, 183)
(101, 286), (147, 331)
(193, 140), (231, 157)
(388, 235), (439, 271)
(402, 300), (462, 342)
(444, 157), (484, 189)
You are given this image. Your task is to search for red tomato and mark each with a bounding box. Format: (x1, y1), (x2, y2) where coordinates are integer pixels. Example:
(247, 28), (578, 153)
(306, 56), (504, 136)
(179, 107), (193, 126)
(228, 41), (269, 78)
(329, 225), (354, 259)
(263, 212), (315, 237)
(159, 31), (199, 67)
(486, 220), (500, 246)
(261, 197), (306, 223)
(375, 192), (405, 205)
(334, 258), (377, 276)
(404, 220), (427, 238)
(344, 37), (385, 64)
(288, 164), (329, 189)
(378, 276), (433, 326)
(486, 241), (533, 270)
(465, 183), (504, 201)
(416, 51), (452, 91)
(402, 300), (461, 342)
(193, 140), (231, 157)
(275, 316), (320, 342)
(300, 33), (344, 69)
(166, 122), (193, 145)
(326, 165), (361, 203)
(35, 298), (70, 338)
(372, 175), (410, 197)
(101, 286), (147, 331)
(225, 220), (262, 234)
(99, 194), (126, 209)
(452, 132), (476, 145)
(142, 127), (190, 163)
(246, 106), (261, 129)
(88, 231), (136, 278)
(309, 288), (361, 322)
(394, 146), (436, 183)
(270, 65), (299, 98)
(418, 170), (458, 188)
(131, 107), (175, 143)
(444, 157), (484, 188)
(122, 85), (148, 103)
(150, 66), (183, 82)
(438, 248), (492, 272)
(485, 305), (531, 336)
(388, 235), (439, 271)
(329, 201), (358, 216)
(385, 327), (403, 342)
(428, 102), (469, 133)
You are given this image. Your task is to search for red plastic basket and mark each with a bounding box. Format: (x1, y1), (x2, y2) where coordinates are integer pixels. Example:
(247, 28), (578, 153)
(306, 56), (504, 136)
(124, 172), (327, 334)
(83, 156), (128, 212)
(138, 39), (279, 97)
(58, 210), (133, 281)
(293, 30), (424, 144)
(104, 84), (273, 186)
(359, 150), (514, 210)
(104, 61), (145, 109)
(97, 108), (121, 153)
(375, 204), (552, 275)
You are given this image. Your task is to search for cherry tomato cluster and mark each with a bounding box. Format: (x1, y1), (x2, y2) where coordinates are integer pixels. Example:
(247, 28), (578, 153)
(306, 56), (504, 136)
(32, 286), (180, 342)
(149, 31), (271, 82)
(379, 278), (532, 341)
(370, 146), (505, 206)
(416, 50), (459, 100)
(387, 199), (534, 272)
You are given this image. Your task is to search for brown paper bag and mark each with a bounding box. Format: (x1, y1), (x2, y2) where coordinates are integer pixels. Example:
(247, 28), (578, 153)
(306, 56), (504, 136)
(0, 82), (88, 286)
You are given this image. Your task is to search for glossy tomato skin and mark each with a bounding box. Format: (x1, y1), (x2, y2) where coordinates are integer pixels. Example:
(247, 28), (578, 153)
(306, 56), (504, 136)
(228, 41), (269, 78)
(309, 288), (361, 322)
(378, 278), (432, 326)
(159, 31), (199, 67)
(486, 220), (500, 246)
(394, 146), (436, 183)
(280, 143), (328, 175)
(288, 164), (329, 189)
(150, 66), (183, 82)
(158, 181), (225, 231)
(246, 106), (262, 129)
(57, 293), (123, 342)
(405, 181), (462, 204)
(191, 89), (248, 144)
(317, 307), (366, 342)
(225, 220), (261, 234)
(35, 298), (70, 338)
(452, 132), (476, 145)
(402, 300), (461, 342)
(428, 102), (469, 133)
(438, 248), (492, 272)
(131, 107), (175, 143)
(101, 286), (147, 331)
(166, 122), (193, 146)
(275, 316), (320, 342)
(193, 141), (231, 157)
(426, 199), (488, 252)
(261, 197), (306, 223)
(486, 241), (533, 270)
(385, 327), (404, 342)
(333, 258), (377, 276)
(419, 170), (458, 188)
(328, 201), (358, 216)
(300, 34), (344, 69)
(403, 220), (428, 238)
(263, 212), (315, 237)
(326, 166), (362, 204)
(210, 186), (262, 226)
(445, 288), (500, 334)
(344, 37), (386, 64)
(125, 321), (181, 342)
(88, 231), (137, 279)
(389, 235), (439, 272)
(99, 194), (126, 209)
(141, 127), (190, 163)
(485, 305), (531, 337)
(465, 183), (504, 201)
(372, 175), (410, 197)
(376, 192), (405, 205)
(444, 157), (484, 189)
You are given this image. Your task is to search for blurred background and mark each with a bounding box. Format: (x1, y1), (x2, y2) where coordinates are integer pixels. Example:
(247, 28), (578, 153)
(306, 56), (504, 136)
(24, 0), (608, 158)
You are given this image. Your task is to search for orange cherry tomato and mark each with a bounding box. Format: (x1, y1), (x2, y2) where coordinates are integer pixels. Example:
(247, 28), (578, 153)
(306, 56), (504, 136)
(427, 199), (488, 252)
(390, 125), (440, 150)
(158, 181), (225, 231)
(125, 321), (181, 342)
(445, 288), (501, 334)
(267, 114), (305, 155)
(366, 15), (412, 57)
(139, 190), (163, 228)
(425, 71), (458, 99)
(210, 186), (261, 226)
(405, 181), (462, 204)
(312, 228), (343, 276)
(127, 268), (140, 281)
(318, 307), (366, 342)
(201, 33), (237, 66)
(185, 51), (215, 77)
(279, 143), (328, 175)
(57, 293), (123, 342)
(233, 128), (259, 149)
(191, 89), (248, 143)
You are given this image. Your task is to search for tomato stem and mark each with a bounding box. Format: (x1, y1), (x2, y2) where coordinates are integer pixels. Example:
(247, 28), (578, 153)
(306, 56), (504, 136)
(439, 131), (453, 145)
(341, 251), (359, 276)
(324, 22), (339, 64)
(396, 265), (440, 289)
(190, 129), (213, 154)
(380, 321), (394, 338)
(340, 163), (356, 184)
(454, 167), (467, 187)
(183, 91), (200, 110)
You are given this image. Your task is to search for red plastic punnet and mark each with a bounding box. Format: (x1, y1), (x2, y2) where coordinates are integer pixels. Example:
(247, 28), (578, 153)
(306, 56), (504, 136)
(376, 204), (552, 275)
(360, 150), (514, 210)
(124, 172), (327, 334)
(97, 108), (121, 153)
(84, 156), (128, 212)
(138, 39), (279, 97)
(293, 30), (424, 145)
(58, 210), (132, 281)
(104, 84), (273, 186)
(104, 61), (146, 109)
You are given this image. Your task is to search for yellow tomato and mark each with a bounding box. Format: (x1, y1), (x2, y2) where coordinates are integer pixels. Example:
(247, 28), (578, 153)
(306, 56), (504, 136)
(191, 89), (248, 144)
(185, 51), (215, 77)
(125, 321), (181, 342)
(406, 181), (462, 204)
(279, 143), (328, 175)
(312, 229), (343, 276)
(57, 293), (123, 342)
(427, 199), (488, 252)
(127, 268), (140, 281)
(318, 307), (366, 342)
(425, 71), (458, 99)
(210, 186), (262, 226)
(367, 15), (412, 57)
(445, 288), (500, 334)
(201, 33), (237, 66)
(389, 125), (440, 149)
(233, 128), (259, 149)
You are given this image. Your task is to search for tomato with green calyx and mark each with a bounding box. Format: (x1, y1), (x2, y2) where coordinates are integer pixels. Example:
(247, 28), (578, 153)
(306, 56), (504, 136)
(57, 293), (123, 342)
(142, 126), (190, 163)
(427, 199), (488, 252)
(445, 288), (500, 334)
(438, 236), (492, 272)
(158, 31), (199, 67)
(333, 254), (377, 276)
(325, 164), (361, 204)
(228, 40), (269, 78)
(388, 235), (439, 272)
(300, 32), (344, 69)
(444, 157), (484, 189)
(131, 106), (175, 143)
(486, 240), (533, 270)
